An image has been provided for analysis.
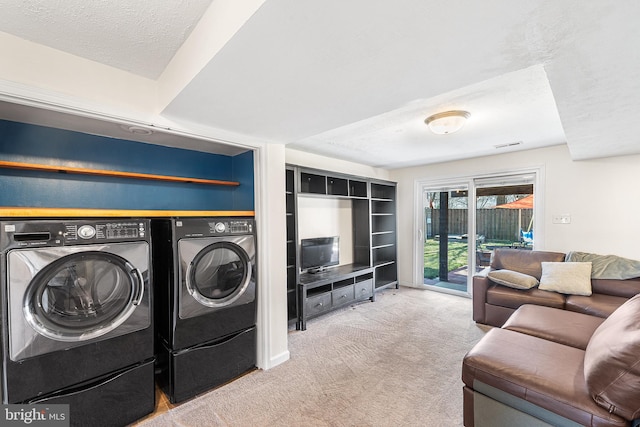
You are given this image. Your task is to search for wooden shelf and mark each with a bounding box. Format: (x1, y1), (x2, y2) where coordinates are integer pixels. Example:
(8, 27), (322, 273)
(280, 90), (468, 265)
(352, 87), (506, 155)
(0, 207), (254, 218)
(0, 160), (240, 187)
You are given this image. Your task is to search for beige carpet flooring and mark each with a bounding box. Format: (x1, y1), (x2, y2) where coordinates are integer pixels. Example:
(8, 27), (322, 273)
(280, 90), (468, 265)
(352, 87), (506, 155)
(136, 286), (490, 427)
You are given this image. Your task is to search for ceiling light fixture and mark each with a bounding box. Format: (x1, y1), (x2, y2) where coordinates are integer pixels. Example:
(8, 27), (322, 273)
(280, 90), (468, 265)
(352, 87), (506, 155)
(424, 110), (470, 135)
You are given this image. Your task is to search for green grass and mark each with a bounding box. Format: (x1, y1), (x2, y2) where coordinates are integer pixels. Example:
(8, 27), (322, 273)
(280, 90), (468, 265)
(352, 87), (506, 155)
(423, 239), (514, 279)
(423, 239), (468, 279)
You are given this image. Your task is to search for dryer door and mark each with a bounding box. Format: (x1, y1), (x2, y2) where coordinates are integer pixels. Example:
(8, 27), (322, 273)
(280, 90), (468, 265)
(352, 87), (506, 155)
(7, 243), (149, 361)
(180, 241), (255, 318)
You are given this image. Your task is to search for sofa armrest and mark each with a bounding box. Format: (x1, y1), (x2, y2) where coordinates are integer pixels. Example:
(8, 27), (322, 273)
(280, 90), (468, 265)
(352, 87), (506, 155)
(473, 268), (492, 323)
(592, 277), (640, 298)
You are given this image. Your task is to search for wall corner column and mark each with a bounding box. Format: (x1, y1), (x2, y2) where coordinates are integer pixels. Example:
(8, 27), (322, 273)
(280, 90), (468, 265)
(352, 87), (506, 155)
(254, 143), (290, 369)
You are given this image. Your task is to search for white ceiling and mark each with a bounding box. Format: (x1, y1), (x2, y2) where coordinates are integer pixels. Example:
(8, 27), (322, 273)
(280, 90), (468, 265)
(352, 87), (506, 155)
(1, 0), (639, 168)
(0, 0), (212, 79)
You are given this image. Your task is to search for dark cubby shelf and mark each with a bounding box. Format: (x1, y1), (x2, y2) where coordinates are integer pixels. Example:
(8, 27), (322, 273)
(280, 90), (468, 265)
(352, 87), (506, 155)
(300, 172), (326, 194)
(375, 262), (398, 289)
(327, 176), (348, 196)
(371, 182), (395, 200)
(349, 180), (368, 197)
(372, 214), (395, 234)
(372, 232), (395, 248)
(307, 284), (332, 297)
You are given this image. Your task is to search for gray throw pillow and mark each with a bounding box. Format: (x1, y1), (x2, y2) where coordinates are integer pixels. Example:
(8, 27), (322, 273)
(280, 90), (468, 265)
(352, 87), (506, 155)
(488, 269), (539, 290)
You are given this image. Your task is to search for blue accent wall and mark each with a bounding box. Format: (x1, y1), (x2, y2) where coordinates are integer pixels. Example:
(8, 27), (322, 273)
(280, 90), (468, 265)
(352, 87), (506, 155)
(232, 150), (255, 210)
(0, 120), (254, 211)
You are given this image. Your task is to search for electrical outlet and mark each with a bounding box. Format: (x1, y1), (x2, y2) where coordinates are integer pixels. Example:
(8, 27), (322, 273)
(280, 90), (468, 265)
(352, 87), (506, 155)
(552, 214), (571, 224)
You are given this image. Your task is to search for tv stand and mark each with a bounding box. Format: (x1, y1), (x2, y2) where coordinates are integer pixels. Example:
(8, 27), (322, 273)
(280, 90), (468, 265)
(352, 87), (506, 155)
(297, 264), (374, 330)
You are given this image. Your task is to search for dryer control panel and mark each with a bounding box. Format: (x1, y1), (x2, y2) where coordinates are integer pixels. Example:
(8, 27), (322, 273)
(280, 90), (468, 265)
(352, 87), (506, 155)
(210, 220), (253, 234)
(0, 219), (149, 249)
(175, 217), (254, 238)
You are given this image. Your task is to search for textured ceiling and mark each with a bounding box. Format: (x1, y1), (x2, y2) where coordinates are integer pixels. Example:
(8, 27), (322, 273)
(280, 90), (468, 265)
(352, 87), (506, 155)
(0, 0), (213, 79)
(0, 0), (639, 168)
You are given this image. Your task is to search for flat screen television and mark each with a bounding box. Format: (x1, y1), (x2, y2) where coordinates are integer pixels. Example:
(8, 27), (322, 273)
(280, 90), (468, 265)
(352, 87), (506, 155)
(300, 236), (339, 273)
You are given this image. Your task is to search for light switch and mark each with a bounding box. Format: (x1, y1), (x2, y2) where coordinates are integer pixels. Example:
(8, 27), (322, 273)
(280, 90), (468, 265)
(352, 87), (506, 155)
(552, 214), (571, 224)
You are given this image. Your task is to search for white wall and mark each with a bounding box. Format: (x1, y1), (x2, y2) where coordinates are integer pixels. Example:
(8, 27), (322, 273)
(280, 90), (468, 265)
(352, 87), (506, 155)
(390, 144), (640, 287)
(286, 148), (391, 180)
(297, 197), (354, 266)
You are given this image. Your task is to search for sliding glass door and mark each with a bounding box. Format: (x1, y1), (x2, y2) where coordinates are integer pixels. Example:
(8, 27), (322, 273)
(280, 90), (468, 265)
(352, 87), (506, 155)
(474, 174), (536, 270)
(422, 183), (470, 293)
(418, 171), (537, 296)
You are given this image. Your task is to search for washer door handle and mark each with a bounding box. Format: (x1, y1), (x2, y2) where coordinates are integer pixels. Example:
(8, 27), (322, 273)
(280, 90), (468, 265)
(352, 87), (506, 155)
(130, 268), (145, 306)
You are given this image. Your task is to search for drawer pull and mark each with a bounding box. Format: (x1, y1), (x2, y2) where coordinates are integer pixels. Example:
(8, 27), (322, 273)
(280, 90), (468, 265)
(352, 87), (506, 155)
(340, 294), (347, 299)
(316, 302), (323, 307)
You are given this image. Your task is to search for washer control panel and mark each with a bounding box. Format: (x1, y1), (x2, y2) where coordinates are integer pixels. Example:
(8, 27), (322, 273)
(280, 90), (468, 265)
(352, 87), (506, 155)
(1, 219), (148, 248)
(77, 224), (97, 239)
(64, 221), (146, 242)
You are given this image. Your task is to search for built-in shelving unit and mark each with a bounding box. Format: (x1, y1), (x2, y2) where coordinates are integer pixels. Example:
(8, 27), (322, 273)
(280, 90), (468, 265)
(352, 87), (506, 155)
(286, 165), (397, 328)
(370, 182), (398, 291)
(285, 167), (298, 323)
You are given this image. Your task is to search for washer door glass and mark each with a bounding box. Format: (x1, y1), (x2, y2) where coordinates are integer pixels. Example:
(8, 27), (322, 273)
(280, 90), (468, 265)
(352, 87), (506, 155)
(187, 242), (251, 307)
(23, 251), (144, 342)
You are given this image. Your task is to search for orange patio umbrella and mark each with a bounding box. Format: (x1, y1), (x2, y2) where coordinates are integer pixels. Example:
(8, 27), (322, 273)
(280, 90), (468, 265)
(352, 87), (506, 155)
(495, 194), (534, 238)
(494, 194), (534, 210)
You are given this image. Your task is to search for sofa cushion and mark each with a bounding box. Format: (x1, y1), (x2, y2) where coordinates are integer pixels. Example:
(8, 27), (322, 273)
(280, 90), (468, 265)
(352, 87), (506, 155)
(565, 293), (629, 318)
(539, 262), (592, 296)
(462, 328), (626, 426)
(488, 269), (539, 289)
(502, 304), (604, 350)
(486, 285), (565, 310)
(584, 293), (640, 421)
(491, 249), (565, 280)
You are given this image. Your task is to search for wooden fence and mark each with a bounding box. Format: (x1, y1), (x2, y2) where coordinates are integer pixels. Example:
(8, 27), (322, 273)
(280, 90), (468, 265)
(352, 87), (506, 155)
(425, 208), (533, 242)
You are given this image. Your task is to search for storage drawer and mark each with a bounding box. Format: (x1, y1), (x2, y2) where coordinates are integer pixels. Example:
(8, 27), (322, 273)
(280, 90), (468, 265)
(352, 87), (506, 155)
(306, 293), (332, 316)
(355, 279), (373, 299)
(332, 284), (355, 306)
(166, 327), (256, 403)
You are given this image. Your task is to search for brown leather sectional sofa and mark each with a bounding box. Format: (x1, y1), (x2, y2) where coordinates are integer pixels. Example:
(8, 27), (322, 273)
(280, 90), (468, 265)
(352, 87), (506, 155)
(463, 248), (640, 426)
(473, 249), (640, 327)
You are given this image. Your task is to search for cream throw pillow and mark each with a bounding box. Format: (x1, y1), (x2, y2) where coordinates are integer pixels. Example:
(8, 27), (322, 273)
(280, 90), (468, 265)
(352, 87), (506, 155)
(539, 262), (592, 295)
(488, 269), (539, 290)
